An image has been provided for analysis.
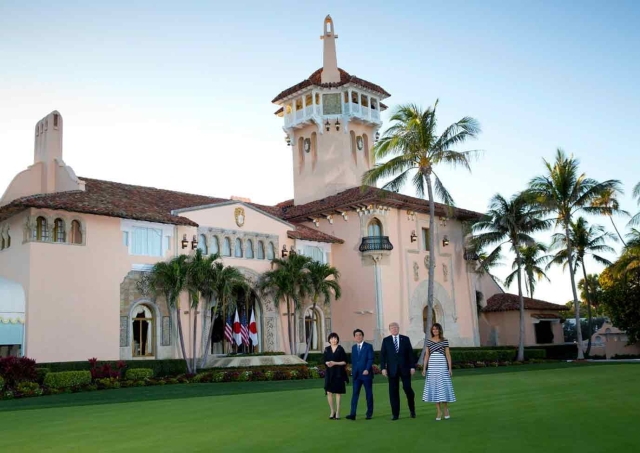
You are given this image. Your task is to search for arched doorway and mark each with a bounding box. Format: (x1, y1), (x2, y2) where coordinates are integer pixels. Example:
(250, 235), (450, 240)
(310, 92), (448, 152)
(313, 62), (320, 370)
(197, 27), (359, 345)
(304, 306), (323, 352)
(210, 286), (262, 354)
(423, 306), (437, 335)
(132, 305), (155, 357)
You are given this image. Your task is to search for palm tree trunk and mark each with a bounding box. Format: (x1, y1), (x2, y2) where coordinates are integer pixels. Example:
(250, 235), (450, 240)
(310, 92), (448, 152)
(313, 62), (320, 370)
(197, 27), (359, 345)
(581, 264), (593, 357)
(175, 304), (191, 374)
(424, 169), (436, 331)
(200, 298), (219, 369)
(565, 222), (585, 360)
(609, 216), (627, 247)
(302, 301), (317, 361)
(192, 296), (199, 374)
(515, 250), (525, 362)
(286, 296), (294, 355)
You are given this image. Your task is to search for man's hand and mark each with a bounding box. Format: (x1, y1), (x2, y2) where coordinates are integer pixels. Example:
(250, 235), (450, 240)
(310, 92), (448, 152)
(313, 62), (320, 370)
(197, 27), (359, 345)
(381, 369), (387, 377)
(421, 369), (426, 377)
(410, 368), (416, 376)
(449, 369), (452, 377)
(362, 370), (369, 376)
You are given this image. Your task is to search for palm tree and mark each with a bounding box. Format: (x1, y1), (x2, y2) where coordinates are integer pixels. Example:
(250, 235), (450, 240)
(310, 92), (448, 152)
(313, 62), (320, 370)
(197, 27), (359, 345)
(302, 261), (341, 361)
(630, 182), (640, 227)
(613, 228), (640, 276)
(528, 149), (622, 359)
(547, 217), (616, 356)
(504, 243), (551, 298)
(590, 187), (629, 245)
(473, 193), (550, 361)
(257, 253), (312, 354)
(199, 262), (249, 368)
(578, 274), (603, 316)
(362, 101), (480, 334)
(139, 255), (191, 372)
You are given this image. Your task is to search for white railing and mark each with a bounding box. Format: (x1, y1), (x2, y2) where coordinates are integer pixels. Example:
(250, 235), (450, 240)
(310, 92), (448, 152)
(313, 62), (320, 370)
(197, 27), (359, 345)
(295, 109), (303, 120)
(305, 106), (313, 117)
(285, 114), (293, 127)
(351, 103), (361, 114)
(371, 109), (380, 121)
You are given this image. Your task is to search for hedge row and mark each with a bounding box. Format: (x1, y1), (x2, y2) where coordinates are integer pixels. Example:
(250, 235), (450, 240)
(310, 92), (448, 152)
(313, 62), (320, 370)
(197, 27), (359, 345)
(43, 371), (92, 389)
(305, 348), (546, 366)
(39, 359), (187, 377)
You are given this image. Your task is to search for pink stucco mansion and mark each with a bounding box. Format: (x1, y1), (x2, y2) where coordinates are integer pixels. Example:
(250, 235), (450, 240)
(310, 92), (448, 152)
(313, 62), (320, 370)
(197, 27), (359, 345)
(0, 16), (568, 364)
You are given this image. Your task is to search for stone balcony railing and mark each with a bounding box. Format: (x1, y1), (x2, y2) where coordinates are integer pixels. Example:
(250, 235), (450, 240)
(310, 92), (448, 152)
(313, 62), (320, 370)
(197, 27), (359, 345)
(359, 236), (393, 253)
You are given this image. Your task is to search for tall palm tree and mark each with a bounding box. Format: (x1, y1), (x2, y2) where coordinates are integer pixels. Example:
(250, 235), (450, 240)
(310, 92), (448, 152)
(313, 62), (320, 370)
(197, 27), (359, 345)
(362, 101), (480, 334)
(613, 228), (640, 276)
(302, 261), (342, 361)
(473, 193), (550, 361)
(139, 255), (190, 372)
(199, 262), (249, 368)
(590, 187), (629, 245)
(547, 217), (616, 356)
(578, 274), (603, 317)
(258, 254), (312, 354)
(528, 149), (621, 359)
(504, 243), (551, 298)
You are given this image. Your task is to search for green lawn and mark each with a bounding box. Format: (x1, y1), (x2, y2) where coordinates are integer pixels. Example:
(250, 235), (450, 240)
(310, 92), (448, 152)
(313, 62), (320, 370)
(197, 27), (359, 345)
(1, 363), (638, 452)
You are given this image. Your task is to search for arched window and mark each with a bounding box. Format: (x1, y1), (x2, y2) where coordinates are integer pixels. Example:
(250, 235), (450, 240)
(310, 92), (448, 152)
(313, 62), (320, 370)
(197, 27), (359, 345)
(246, 239), (254, 259)
(267, 242), (275, 260)
(304, 307), (322, 351)
(1, 236), (4, 250)
(33, 217), (49, 241)
(257, 241), (265, 260)
(211, 236), (219, 255)
(422, 307), (438, 334)
(70, 220), (83, 244)
(198, 234), (208, 254)
(222, 237), (231, 256)
(53, 219), (66, 243)
(368, 218), (382, 237)
(132, 305), (154, 357)
(234, 238), (243, 258)
(351, 91), (359, 104)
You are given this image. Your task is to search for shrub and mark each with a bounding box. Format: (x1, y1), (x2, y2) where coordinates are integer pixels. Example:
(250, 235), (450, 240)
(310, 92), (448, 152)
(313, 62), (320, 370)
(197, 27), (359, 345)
(96, 377), (121, 390)
(125, 368), (154, 381)
(35, 367), (50, 384)
(0, 376), (4, 390)
(524, 349), (546, 360)
(0, 356), (37, 388)
(40, 359), (187, 377)
(43, 371), (92, 389)
(15, 381), (43, 398)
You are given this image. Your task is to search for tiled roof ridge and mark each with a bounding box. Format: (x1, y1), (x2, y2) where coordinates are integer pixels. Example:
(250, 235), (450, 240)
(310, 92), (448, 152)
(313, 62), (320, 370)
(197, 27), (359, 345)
(483, 293), (568, 312)
(272, 67), (390, 104)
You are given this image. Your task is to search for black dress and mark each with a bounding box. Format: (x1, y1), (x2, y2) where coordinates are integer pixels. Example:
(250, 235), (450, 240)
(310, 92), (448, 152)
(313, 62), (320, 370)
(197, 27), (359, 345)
(323, 345), (348, 394)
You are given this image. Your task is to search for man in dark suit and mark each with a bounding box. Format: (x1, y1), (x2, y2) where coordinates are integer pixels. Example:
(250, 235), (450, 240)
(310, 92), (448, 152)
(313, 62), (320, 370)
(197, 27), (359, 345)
(346, 329), (374, 420)
(380, 321), (417, 420)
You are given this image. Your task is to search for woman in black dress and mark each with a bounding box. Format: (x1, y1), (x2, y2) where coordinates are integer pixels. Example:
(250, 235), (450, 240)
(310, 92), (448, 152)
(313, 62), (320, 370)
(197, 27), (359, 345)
(324, 332), (348, 419)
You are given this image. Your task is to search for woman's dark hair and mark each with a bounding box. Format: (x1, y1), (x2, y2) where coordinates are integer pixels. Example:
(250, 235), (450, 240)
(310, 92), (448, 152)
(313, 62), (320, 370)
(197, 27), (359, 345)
(430, 323), (444, 340)
(353, 329), (364, 337)
(328, 332), (340, 342)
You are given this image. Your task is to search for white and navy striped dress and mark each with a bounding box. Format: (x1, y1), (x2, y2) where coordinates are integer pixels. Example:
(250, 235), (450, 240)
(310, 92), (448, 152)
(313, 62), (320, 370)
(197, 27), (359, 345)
(422, 339), (456, 403)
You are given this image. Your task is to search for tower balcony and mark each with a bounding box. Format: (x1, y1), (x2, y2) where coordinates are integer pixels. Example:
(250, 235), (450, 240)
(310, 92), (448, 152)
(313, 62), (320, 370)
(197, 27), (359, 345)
(283, 99), (382, 130)
(359, 236), (393, 254)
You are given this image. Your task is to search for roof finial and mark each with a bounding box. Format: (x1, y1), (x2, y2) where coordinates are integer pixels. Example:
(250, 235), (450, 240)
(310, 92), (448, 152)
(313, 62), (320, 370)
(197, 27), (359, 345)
(320, 15), (340, 83)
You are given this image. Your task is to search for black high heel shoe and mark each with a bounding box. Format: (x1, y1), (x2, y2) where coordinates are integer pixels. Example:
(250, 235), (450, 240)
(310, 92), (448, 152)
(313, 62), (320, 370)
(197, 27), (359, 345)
(329, 413), (336, 420)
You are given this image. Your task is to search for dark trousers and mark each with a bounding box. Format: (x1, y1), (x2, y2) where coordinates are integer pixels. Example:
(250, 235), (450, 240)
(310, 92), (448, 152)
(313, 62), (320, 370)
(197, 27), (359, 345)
(388, 373), (415, 417)
(350, 376), (374, 417)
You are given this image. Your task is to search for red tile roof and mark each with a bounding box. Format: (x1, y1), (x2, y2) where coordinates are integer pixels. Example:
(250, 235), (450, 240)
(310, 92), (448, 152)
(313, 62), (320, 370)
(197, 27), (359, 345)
(483, 294), (569, 312)
(287, 224), (343, 244)
(0, 178), (227, 226)
(272, 68), (391, 104)
(531, 313), (565, 320)
(278, 186), (483, 222)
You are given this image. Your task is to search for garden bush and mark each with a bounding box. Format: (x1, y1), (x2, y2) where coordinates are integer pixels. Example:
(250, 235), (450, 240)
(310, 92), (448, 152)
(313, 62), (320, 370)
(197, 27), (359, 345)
(35, 367), (50, 384)
(0, 356), (37, 387)
(43, 371), (92, 389)
(41, 359), (187, 377)
(125, 368), (154, 381)
(15, 381), (43, 397)
(0, 376), (4, 390)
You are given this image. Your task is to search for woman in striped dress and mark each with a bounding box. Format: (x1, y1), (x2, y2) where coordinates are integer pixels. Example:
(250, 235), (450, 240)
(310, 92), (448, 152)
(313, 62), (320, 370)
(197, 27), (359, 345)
(421, 323), (456, 420)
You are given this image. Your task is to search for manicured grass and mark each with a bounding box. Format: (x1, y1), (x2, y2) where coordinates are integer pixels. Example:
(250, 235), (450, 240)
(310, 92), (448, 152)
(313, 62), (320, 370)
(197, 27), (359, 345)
(1, 363), (639, 452)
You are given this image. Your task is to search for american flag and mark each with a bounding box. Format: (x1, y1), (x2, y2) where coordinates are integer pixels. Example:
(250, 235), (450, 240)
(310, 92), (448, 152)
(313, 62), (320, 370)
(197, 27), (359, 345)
(240, 311), (250, 346)
(224, 313), (233, 344)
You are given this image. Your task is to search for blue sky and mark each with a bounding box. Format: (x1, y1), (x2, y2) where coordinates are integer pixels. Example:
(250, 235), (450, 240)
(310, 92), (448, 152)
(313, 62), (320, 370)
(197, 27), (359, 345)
(1, 1), (639, 304)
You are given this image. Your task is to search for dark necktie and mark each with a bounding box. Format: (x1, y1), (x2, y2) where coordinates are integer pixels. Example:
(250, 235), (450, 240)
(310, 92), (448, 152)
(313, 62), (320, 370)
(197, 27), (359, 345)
(358, 344), (361, 353)
(394, 336), (399, 353)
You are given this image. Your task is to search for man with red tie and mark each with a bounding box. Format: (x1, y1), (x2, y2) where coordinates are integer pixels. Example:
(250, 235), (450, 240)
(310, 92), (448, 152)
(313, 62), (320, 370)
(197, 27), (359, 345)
(380, 322), (417, 420)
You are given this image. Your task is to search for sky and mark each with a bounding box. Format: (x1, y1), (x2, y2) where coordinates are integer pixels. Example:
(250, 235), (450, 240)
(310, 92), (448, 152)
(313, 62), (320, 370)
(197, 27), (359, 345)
(1, 0), (639, 305)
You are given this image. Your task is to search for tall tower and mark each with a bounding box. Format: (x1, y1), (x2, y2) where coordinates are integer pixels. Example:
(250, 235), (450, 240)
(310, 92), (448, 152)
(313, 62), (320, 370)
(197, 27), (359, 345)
(272, 15), (391, 205)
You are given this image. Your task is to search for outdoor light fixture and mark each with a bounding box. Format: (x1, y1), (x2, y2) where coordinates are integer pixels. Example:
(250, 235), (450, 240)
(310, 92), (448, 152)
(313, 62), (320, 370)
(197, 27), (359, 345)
(335, 119), (340, 131)
(281, 245), (288, 257)
(191, 235), (198, 250)
(410, 230), (417, 243)
(285, 135), (291, 146)
(375, 131), (380, 141)
(325, 119), (330, 132)
(181, 234), (189, 249)
(442, 235), (450, 247)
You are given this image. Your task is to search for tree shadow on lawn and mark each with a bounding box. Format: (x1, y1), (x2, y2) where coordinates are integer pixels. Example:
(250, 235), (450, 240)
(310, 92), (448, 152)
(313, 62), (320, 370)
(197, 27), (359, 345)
(0, 361), (621, 413)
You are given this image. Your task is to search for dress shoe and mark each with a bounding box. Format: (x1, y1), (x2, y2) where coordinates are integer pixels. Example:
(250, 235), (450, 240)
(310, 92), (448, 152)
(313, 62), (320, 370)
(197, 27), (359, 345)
(366, 416), (372, 420)
(391, 416), (399, 421)
(346, 415), (356, 421)
(410, 411), (416, 418)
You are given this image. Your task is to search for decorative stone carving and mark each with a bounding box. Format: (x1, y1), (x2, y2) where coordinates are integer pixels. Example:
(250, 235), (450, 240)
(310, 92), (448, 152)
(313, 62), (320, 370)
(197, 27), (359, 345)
(443, 263), (449, 282)
(413, 262), (419, 281)
(161, 316), (171, 346)
(234, 207), (245, 227)
(265, 317), (277, 352)
(120, 316), (128, 347)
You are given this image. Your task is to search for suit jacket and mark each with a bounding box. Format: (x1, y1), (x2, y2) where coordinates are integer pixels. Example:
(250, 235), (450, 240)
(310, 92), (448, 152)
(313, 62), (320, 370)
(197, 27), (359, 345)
(351, 342), (374, 380)
(380, 334), (417, 377)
